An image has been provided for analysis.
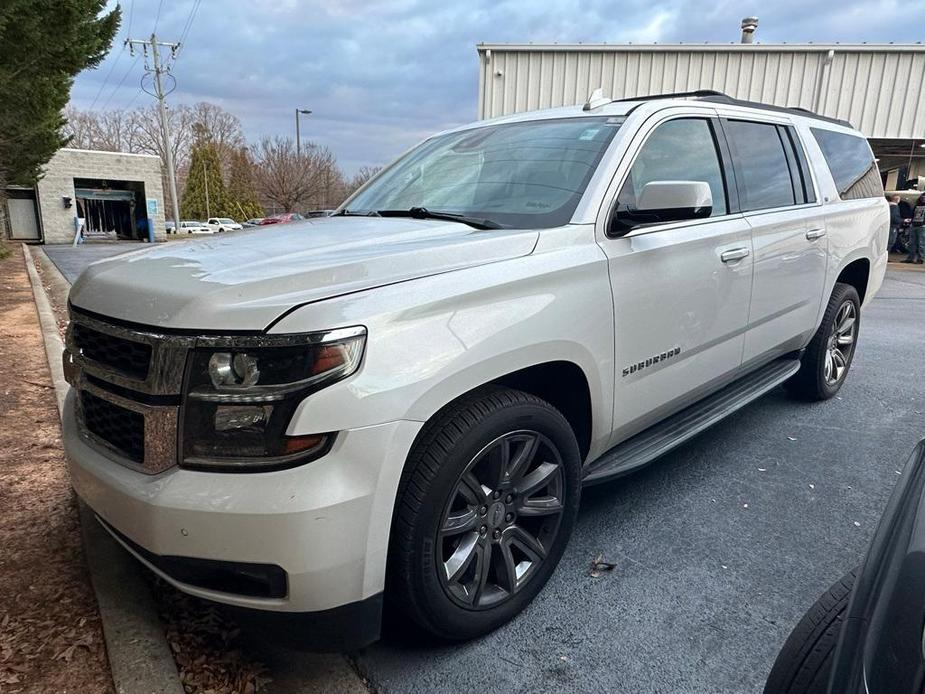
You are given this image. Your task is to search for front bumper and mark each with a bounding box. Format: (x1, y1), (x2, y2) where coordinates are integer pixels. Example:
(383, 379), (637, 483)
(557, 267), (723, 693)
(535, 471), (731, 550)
(63, 389), (421, 618)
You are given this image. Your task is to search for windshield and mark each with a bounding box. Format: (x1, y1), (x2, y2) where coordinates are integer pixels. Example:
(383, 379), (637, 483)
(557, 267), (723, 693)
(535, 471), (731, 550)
(346, 116), (624, 229)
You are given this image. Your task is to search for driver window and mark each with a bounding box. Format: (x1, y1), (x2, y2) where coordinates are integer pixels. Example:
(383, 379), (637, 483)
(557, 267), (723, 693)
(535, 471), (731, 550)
(617, 118), (727, 217)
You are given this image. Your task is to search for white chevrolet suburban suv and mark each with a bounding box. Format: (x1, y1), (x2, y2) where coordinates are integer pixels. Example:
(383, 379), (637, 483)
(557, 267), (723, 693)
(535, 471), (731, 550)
(62, 91), (888, 649)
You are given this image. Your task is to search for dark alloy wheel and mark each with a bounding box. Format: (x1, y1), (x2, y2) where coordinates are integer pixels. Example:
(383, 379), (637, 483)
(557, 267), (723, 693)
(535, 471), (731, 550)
(786, 282), (861, 401)
(437, 430), (565, 609)
(388, 387), (581, 641)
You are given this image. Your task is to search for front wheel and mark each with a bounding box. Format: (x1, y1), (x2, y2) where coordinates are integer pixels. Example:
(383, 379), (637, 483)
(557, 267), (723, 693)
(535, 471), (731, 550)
(786, 283), (860, 401)
(388, 387), (581, 640)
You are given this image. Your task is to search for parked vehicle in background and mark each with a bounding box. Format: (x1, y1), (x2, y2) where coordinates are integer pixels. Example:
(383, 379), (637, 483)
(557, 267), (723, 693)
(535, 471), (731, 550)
(165, 219), (176, 233)
(62, 91), (887, 650)
(305, 209), (335, 218)
(206, 217), (243, 233)
(765, 440), (925, 694)
(243, 218), (264, 227)
(259, 212), (305, 225)
(179, 220), (212, 234)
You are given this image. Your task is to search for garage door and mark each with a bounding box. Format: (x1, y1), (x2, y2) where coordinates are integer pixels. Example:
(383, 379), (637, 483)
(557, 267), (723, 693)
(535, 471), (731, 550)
(8, 198), (41, 241)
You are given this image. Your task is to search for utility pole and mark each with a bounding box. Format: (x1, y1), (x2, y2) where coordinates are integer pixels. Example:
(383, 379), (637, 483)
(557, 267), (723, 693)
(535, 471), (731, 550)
(126, 34), (181, 230)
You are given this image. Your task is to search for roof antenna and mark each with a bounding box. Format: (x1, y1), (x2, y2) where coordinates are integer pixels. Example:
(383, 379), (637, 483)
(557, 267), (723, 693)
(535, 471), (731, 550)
(583, 87), (610, 111)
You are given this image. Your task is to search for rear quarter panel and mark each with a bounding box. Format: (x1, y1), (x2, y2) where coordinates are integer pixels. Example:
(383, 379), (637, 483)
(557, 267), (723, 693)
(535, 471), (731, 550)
(796, 121), (889, 317)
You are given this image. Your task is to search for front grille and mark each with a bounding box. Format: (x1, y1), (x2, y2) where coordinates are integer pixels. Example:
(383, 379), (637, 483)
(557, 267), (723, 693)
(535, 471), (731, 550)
(73, 322), (152, 380)
(80, 390), (145, 463)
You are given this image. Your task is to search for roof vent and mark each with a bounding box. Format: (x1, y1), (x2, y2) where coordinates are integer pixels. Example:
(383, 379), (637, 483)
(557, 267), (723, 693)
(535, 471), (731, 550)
(741, 16), (758, 43)
(583, 87), (611, 111)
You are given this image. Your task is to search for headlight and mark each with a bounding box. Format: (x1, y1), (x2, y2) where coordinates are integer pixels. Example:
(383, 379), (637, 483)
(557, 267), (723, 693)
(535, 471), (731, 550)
(180, 326), (366, 471)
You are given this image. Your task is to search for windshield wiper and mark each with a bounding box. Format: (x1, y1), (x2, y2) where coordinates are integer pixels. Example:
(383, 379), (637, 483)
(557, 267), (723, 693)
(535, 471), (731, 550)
(335, 209), (380, 217)
(376, 207), (503, 230)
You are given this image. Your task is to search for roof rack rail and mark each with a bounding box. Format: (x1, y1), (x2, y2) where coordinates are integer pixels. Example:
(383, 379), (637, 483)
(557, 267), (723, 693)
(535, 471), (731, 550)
(614, 89), (728, 102)
(619, 90), (853, 128)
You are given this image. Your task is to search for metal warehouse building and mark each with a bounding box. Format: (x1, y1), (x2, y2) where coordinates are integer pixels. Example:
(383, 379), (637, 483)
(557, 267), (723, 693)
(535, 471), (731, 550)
(476, 43), (925, 188)
(4, 148), (166, 244)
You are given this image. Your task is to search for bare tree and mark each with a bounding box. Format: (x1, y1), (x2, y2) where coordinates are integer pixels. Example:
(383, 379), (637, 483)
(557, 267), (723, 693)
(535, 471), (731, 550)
(61, 102), (353, 218)
(348, 165), (382, 194)
(190, 102), (244, 172)
(252, 137), (340, 212)
(62, 106), (101, 149)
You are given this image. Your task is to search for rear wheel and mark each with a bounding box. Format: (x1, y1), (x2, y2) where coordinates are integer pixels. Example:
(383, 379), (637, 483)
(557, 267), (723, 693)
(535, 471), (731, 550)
(764, 569), (857, 694)
(388, 387), (581, 640)
(786, 283), (860, 401)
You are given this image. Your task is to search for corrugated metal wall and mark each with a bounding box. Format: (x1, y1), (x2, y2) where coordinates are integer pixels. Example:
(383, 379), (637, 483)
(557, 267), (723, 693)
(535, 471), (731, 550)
(477, 45), (925, 139)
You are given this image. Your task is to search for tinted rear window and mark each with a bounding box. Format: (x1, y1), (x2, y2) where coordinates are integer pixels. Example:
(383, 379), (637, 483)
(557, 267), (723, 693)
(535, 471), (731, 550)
(811, 129), (883, 200)
(724, 120), (796, 212)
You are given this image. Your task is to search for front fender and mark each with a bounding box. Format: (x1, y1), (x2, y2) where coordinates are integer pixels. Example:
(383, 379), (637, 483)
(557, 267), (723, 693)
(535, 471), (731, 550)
(270, 227), (615, 457)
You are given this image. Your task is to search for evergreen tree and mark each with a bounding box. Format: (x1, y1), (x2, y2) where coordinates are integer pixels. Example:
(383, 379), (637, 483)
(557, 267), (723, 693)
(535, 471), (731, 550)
(0, 1), (120, 185)
(226, 147), (264, 220)
(181, 142), (228, 220)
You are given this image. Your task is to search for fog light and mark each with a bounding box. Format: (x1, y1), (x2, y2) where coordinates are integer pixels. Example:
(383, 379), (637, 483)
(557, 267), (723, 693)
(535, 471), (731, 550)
(214, 405), (270, 432)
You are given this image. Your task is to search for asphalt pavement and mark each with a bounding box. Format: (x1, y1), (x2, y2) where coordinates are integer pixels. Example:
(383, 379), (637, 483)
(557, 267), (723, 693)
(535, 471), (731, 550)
(355, 266), (925, 693)
(44, 242), (925, 693)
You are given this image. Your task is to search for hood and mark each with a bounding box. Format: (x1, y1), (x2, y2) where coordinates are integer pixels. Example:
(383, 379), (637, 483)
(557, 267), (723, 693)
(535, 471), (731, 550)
(68, 216), (539, 330)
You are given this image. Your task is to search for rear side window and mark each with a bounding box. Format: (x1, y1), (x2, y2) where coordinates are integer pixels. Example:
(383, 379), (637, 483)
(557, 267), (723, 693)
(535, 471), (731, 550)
(724, 120), (796, 212)
(811, 128), (884, 200)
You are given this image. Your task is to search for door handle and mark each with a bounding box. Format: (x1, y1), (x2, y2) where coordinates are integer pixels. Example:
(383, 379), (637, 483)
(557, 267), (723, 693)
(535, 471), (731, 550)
(806, 228), (827, 240)
(721, 247), (750, 263)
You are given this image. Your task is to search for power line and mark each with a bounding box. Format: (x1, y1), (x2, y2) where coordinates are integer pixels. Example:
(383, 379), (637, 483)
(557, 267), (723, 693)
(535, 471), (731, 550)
(98, 53), (141, 112)
(86, 0), (137, 110)
(88, 43), (126, 110)
(124, 83), (144, 110)
(173, 0), (202, 63)
(179, 0), (201, 45)
(152, 0), (165, 34)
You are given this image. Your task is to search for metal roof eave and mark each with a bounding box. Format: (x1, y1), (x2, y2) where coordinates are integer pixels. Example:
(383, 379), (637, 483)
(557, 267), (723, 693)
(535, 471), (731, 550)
(476, 42), (925, 54)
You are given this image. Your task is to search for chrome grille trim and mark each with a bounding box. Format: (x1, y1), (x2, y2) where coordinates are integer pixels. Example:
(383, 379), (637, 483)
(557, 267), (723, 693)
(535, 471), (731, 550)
(65, 306), (189, 475)
(68, 364), (179, 474)
(66, 307), (194, 395)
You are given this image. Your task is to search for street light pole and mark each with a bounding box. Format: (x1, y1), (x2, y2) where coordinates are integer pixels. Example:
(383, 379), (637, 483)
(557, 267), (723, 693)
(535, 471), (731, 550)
(295, 108), (312, 156)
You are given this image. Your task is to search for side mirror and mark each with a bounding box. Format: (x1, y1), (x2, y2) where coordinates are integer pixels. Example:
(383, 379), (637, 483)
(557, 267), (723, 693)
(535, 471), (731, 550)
(610, 180), (713, 236)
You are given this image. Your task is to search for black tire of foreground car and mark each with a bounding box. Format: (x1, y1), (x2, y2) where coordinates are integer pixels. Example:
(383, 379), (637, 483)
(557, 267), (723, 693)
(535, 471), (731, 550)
(387, 386), (582, 640)
(764, 569), (858, 694)
(786, 282), (861, 401)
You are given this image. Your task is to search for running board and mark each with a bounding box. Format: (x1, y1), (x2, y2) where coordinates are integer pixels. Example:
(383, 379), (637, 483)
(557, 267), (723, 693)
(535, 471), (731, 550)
(583, 357), (801, 485)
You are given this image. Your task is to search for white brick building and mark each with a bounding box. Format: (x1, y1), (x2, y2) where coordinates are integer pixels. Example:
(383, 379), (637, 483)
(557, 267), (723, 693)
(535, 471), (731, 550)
(4, 148), (166, 244)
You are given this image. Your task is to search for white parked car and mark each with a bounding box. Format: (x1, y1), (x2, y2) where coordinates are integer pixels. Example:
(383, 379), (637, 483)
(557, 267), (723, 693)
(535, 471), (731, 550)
(179, 220), (212, 234)
(62, 91), (887, 649)
(206, 217), (243, 232)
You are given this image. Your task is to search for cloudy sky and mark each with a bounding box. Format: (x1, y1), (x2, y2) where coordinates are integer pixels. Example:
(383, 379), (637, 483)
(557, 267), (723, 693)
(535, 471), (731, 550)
(70, 0), (922, 174)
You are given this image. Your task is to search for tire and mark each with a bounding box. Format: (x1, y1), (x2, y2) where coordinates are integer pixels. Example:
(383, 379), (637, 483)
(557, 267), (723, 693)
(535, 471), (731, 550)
(786, 283), (860, 401)
(387, 386), (582, 641)
(764, 569), (858, 694)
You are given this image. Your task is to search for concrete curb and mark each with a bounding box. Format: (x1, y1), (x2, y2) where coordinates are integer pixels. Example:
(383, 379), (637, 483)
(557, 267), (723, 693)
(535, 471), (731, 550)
(22, 244), (184, 694)
(32, 243), (73, 311)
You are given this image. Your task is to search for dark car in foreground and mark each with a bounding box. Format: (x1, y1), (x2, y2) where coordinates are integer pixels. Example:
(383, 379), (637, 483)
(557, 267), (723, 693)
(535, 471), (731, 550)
(765, 441), (925, 693)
